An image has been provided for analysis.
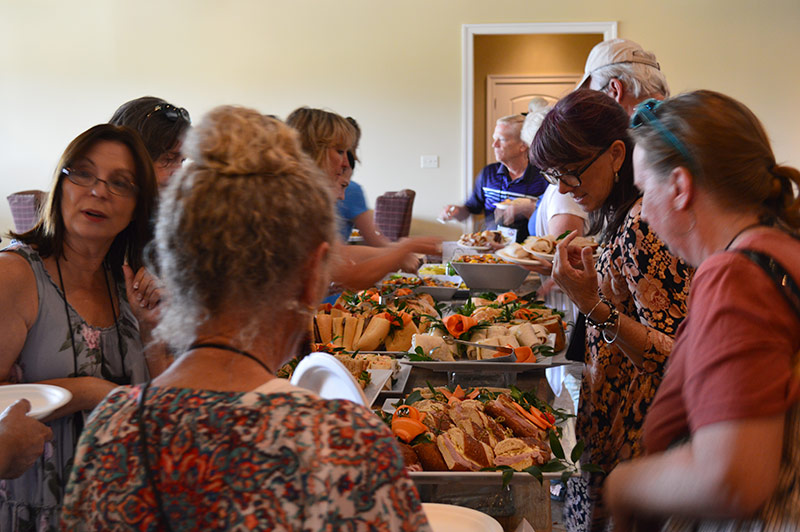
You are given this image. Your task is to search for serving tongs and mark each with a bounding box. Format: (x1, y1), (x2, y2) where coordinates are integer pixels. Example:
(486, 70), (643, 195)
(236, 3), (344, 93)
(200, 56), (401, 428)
(439, 335), (516, 361)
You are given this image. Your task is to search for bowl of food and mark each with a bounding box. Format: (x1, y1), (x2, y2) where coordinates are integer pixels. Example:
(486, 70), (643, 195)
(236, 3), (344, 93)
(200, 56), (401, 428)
(450, 254), (529, 291)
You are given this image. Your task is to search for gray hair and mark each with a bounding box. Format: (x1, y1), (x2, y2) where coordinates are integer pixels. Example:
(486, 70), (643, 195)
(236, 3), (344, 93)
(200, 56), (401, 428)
(520, 98), (553, 146)
(153, 105), (336, 351)
(592, 61), (670, 99)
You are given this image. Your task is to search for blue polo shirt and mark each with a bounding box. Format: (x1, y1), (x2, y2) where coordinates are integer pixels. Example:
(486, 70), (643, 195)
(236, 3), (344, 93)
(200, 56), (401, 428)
(336, 181), (369, 240)
(464, 162), (548, 242)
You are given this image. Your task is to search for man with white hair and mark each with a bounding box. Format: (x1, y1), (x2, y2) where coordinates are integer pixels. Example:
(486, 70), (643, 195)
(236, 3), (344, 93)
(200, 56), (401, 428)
(578, 38), (669, 115)
(440, 114), (547, 242)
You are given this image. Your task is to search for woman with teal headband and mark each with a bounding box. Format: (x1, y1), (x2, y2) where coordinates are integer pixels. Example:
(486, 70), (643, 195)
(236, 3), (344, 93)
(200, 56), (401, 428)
(606, 90), (800, 530)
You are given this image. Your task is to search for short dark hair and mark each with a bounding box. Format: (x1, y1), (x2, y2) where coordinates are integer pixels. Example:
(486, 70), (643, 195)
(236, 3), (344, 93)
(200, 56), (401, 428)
(9, 124), (157, 278)
(530, 90), (640, 241)
(109, 96), (191, 163)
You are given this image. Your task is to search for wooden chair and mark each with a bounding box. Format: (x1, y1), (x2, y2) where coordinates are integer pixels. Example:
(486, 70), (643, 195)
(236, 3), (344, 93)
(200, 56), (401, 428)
(374, 189), (415, 241)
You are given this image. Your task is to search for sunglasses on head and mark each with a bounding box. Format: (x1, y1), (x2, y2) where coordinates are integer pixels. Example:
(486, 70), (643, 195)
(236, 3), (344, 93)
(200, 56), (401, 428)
(631, 98), (697, 174)
(145, 103), (190, 123)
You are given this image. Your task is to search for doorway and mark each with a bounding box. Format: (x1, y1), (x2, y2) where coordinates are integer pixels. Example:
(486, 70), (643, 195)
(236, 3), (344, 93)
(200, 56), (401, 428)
(485, 74), (581, 164)
(461, 22), (617, 215)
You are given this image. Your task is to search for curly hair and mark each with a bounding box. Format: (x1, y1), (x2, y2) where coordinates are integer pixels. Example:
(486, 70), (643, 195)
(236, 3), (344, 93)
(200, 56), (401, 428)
(153, 106), (336, 350)
(631, 90), (800, 231)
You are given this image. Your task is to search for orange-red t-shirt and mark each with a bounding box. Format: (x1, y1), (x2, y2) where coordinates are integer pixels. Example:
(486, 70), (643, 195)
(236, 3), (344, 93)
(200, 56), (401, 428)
(644, 230), (800, 453)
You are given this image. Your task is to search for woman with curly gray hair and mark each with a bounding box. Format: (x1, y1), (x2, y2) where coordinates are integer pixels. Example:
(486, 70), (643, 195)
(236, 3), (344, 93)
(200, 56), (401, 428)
(62, 106), (431, 531)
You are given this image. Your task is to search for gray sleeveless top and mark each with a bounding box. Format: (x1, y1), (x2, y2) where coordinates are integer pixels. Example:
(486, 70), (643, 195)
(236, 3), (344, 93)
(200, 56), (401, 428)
(0, 244), (148, 531)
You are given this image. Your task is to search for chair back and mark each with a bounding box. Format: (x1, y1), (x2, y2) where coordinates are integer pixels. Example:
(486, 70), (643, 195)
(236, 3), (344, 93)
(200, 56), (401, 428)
(374, 189), (415, 241)
(7, 190), (46, 233)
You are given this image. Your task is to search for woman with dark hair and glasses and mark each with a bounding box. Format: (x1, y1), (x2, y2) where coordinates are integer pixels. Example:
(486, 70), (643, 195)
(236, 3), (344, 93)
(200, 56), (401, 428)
(604, 91), (800, 531)
(110, 96), (191, 188)
(530, 90), (693, 531)
(0, 124), (163, 528)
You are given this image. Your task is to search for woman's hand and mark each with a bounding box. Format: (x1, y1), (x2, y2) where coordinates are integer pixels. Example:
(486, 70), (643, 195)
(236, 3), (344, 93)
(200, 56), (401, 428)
(123, 265), (161, 330)
(551, 231), (600, 313)
(0, 399), (53, 479)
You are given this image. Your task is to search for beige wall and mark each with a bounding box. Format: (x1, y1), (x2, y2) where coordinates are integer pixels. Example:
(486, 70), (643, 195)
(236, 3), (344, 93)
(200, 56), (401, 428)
(473, 33), (602, 175)
(1, 0), (798, 240)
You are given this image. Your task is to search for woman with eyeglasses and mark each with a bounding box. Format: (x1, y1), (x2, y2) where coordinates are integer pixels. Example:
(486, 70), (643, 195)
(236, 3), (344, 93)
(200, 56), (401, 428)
(110, 96), (191, 188)
(603, 91), (800, 531)
(0, 124), (162, 529)
(61, 106), (431, 531)
(287, 107), (441, 289)
(529, 90), (693, 532)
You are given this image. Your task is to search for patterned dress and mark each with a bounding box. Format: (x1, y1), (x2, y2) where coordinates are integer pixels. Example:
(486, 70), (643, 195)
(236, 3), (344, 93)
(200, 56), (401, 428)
(62, 378), (431, 531)
(0, 245), (147, 532)
(564, 200), (693, 532)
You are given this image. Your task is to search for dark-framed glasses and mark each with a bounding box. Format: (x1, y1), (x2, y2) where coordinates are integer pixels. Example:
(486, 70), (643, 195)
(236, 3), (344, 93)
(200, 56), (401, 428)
(61, 167), (139, 197)
(542, 143), (612, 187)
(630, 98), (697, 173)
(145, 103), (190, 123)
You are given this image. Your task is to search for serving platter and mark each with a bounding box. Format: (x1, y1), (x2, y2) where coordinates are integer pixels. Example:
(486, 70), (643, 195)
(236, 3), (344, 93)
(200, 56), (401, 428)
(399, 359), (562, 372)
(412, 470), (566, 485)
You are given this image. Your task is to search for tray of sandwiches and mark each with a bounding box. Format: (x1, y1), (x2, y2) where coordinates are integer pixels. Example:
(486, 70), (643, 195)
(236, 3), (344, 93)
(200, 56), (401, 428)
(403, 292), (568, 372)
(379, 384), (583, 484)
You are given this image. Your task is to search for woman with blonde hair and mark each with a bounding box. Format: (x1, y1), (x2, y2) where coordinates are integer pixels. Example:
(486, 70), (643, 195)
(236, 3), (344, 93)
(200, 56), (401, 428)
(605, 90), (800, 530)
(62, 106), (430, 531)
(287, 107), (441, 290)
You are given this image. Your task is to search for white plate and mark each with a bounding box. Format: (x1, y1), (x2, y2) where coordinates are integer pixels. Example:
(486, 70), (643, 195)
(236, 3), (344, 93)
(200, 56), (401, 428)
(290, 352), (368, 406)
(422, 502), (503, 532)
(364, 369), (393, 407)
(495, 247), (544, 266)
(386, 362), (412, 394)
(524, 246), (601, 263)
(0, 384), (72, 420)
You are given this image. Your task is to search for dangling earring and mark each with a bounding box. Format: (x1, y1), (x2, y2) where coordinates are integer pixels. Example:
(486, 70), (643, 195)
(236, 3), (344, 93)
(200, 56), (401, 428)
(614, 171), (620, 183)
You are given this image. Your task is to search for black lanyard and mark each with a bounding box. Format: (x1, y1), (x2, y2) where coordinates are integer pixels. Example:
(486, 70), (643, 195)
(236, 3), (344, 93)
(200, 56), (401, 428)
(56, 258), (130, 385)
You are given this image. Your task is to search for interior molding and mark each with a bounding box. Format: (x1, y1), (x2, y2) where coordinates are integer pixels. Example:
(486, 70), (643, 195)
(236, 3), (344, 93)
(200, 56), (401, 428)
(460, 21), (618, 213)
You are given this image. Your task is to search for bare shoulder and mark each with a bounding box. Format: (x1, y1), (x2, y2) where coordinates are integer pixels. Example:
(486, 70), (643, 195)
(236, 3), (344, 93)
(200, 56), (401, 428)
(0, 251), (38, 314)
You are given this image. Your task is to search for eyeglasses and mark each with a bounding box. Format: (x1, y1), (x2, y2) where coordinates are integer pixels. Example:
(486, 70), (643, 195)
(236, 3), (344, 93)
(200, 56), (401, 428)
(630, 98), (697, 173)
(61, 167), (139, 197)
(145, 103), (190, 123)
(542, 144), (612, 187)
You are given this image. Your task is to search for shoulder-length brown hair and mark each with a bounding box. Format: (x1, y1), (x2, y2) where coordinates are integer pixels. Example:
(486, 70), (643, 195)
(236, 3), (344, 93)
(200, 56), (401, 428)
(9, 124), (157, 279)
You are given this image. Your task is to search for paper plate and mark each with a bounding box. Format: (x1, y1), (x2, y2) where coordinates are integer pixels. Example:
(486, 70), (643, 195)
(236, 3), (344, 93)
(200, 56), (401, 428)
(0, 384), (72, 420)
(495, 247), (544, 266)
(290, 352), (368, 406)
(422, 502), (503, 532)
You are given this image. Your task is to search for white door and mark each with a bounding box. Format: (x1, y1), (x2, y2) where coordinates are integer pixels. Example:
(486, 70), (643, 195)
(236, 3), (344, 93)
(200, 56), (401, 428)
(486, 74), (581, 164)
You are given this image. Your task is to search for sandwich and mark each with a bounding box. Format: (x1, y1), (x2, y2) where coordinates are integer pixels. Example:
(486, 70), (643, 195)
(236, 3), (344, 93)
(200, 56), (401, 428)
(436, 427), (494, 471)
(493, 437), (550, 471)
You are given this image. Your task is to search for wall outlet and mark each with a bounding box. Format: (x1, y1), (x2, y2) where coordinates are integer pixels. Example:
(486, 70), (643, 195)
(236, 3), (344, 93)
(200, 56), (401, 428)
(420, 155), (439, 169)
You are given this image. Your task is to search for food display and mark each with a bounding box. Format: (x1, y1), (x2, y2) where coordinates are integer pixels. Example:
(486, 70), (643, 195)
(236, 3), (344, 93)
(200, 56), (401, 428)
(385, 385), (558, 473)
(410, 292), (565, 361)
(457, 230), (509, 249)
(452, 254), (510, 264)
(418, 263), (457, 276)
(311, 289), (439, 353)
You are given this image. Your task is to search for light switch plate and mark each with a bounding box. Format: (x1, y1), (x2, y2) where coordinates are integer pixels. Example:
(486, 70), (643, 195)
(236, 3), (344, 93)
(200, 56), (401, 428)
(421, 155), (439, 169)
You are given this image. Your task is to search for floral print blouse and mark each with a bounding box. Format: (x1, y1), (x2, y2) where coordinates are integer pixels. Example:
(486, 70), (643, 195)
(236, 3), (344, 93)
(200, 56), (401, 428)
(62, 379), (431, 531)
(576, 200), (693, 527)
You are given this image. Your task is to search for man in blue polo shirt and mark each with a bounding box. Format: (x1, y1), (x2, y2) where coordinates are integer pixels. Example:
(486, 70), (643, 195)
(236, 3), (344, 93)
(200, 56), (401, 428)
(440, 114), (547, 242)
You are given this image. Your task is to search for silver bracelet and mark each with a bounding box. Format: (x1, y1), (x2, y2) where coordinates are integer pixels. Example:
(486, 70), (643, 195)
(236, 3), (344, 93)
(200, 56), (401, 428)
(602, 312), (622, 344)
(586, 298), (605, 323)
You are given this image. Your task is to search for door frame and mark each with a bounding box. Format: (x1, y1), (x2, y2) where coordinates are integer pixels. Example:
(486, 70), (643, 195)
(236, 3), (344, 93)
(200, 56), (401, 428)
(461, 22), (618, 202)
